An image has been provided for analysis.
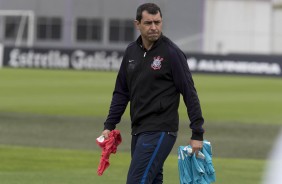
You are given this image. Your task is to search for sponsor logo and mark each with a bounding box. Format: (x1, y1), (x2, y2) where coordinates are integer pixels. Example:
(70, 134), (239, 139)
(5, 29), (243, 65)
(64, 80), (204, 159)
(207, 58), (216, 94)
(187, 57), (281, 75)
(6, 48), (123, 70)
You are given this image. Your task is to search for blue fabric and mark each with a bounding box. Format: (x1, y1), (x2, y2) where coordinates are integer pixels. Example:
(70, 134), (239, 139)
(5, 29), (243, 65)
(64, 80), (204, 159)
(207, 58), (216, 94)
(178, 140), (216, 184)
(127, 132), (176, 184)
(140, 132), (165, 184)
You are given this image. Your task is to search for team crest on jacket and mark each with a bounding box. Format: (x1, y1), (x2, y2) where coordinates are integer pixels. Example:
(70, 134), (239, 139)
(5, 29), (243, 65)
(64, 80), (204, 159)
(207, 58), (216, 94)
(151, 56), (164, 70)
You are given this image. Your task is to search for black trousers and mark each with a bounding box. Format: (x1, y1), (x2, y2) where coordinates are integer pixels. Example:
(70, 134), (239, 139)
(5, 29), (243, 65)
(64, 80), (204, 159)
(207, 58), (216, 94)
(126, 131), (177, 184)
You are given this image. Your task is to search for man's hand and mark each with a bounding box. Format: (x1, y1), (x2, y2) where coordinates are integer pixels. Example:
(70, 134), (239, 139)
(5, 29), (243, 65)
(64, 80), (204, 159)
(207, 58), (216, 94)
(101, 129), (111, 139)
(189, 139), (203, 155)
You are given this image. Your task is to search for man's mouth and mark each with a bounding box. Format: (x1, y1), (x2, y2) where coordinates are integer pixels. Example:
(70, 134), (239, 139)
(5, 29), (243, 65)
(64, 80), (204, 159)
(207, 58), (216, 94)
(148, 33), (158, 36)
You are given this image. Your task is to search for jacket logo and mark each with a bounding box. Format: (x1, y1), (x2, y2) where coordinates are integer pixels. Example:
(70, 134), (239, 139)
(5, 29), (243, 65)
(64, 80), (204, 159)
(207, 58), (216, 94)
(151, 56), (164, 70)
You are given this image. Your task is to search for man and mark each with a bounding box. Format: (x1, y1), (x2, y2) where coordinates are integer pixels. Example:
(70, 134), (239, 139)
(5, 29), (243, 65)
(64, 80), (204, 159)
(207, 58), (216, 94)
(101, 3), (205, 184)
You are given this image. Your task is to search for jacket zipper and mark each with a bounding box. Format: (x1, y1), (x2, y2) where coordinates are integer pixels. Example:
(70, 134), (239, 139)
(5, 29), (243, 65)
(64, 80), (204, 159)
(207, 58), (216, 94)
(132, 50), (147, 124)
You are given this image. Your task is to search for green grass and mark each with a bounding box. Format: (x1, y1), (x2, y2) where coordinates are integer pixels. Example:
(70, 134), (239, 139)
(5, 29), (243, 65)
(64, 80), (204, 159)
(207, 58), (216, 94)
(0, 68), (281, 183)
(194, 75), (282, 124)
(0, 68), (281, 124)
(0, 145), (265, 184)
(0, 112), (280, 159)
(0, 69), (115, 117)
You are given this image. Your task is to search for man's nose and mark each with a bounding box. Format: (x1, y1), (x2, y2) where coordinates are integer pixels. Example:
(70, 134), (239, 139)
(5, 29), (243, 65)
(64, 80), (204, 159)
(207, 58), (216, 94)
(150, 23), (157, 30)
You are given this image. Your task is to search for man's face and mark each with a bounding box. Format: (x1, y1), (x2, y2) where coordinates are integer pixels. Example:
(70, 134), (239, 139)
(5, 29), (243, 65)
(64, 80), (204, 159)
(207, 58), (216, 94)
(135, 10), (162, 43)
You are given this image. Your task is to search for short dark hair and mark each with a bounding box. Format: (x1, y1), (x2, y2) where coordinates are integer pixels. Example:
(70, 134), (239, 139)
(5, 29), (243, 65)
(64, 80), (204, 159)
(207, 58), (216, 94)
(136, 3), (162, 22)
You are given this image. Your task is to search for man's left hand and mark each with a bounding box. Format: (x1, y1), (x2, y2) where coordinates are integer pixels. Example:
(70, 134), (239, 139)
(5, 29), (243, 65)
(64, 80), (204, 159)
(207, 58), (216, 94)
(189, 139), (203, 155)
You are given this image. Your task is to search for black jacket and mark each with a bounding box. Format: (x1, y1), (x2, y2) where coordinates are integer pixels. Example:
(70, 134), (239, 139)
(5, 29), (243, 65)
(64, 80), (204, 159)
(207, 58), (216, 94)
(104, 35), (204, 140)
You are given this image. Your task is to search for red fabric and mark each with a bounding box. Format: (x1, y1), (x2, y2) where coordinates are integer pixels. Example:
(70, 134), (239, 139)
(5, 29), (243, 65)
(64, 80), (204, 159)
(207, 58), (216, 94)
(96, 130), (122, 176)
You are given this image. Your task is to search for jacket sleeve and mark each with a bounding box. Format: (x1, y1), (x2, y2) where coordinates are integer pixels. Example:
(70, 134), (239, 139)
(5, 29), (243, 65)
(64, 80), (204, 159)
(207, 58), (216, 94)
(169, 47), (205, 140)
(104, 55), (130, 130)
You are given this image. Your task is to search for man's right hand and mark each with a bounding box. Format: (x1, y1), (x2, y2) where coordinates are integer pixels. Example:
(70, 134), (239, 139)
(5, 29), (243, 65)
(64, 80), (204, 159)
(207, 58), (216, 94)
(101, 129), (111, 139)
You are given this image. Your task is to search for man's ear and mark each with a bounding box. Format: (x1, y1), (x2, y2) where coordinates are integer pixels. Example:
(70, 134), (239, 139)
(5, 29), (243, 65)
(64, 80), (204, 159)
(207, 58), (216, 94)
(134, 20), (140, 30)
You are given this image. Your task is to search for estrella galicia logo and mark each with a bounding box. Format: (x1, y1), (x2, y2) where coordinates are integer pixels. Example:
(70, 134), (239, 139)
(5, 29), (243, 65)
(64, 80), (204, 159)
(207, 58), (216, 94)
(151, 56), (164, 70)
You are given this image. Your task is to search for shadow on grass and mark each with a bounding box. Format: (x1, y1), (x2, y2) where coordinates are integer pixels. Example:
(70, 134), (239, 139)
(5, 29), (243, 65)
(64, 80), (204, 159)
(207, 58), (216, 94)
(0, 112), (281, 159)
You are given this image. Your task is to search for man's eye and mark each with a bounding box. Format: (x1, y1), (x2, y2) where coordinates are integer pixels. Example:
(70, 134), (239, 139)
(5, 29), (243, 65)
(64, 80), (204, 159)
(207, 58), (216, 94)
(143, 21), (161, 26)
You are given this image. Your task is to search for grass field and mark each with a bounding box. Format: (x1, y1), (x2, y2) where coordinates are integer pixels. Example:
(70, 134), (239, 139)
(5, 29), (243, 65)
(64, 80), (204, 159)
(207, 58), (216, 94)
(1, 68), (281, 124)
(0, 146), (265, 184)
(0, 68), (282, 184)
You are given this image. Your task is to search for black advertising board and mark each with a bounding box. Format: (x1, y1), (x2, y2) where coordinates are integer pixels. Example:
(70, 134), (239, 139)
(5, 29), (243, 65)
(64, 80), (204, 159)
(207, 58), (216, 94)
(2, 46), (282, 77)
(186, 53), (282, 77)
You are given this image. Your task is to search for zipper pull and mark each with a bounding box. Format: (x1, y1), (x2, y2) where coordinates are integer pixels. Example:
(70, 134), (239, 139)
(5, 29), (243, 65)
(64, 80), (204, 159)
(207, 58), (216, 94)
(144, 52), (146, 57)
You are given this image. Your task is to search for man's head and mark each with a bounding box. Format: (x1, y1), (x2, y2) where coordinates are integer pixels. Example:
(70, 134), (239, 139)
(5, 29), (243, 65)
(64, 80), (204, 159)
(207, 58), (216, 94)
(135, 3), (163, 45)
(136, 3), (162, 22)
